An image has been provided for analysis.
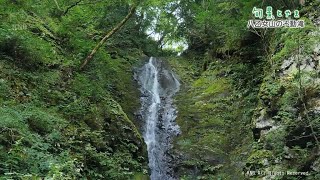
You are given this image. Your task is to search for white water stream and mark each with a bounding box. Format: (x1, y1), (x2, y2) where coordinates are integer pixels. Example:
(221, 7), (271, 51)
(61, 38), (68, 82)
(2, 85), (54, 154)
(137, 57), (180, 180)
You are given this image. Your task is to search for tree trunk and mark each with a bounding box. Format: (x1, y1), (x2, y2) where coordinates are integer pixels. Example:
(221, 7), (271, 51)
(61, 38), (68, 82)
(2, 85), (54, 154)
(80, 5), (137, 70)
(54, 0), (62, 10)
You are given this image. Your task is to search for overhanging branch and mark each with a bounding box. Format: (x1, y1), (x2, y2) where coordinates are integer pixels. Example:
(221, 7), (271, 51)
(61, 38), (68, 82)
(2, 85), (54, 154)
(79, 5), (137, 70)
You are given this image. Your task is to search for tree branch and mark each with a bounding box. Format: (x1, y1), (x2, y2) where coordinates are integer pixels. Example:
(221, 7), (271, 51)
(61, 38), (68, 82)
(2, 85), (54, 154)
(54, 0), (62, 11)
(296, 37), (320, 148)
(63, 0), (82, 15)
(80, 5), (137, 70)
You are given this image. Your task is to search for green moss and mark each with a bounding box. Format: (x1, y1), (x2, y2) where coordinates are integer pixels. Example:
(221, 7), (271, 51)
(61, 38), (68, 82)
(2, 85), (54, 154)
(272, 18), (319, 63)
(247, 150), (273, 165)
(203, 79), (229, 96)
(0, 107), (25, 130)
(0, 78), (11, 103)
(0, 2), (148, 178)
(167, 55), (260, 179)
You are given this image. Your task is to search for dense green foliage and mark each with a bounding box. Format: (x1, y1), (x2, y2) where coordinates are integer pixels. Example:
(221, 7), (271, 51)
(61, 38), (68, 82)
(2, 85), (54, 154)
(0, 0), (153, 179)
(166, 0), (320, 179)
(1, 0), (320, 179)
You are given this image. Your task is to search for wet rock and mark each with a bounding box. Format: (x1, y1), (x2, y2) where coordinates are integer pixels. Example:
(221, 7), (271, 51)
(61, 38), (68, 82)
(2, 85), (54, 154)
(283, 146), (294, 160)
(314, 44), (320, 55)
(310, 98), (320, 114)
(136, 57), (180, 180)
(253, 109), (275, 140)
(280, 43), (320, 77)
(255, 109), (274, 129)
(281, 57), (295, 71)
(311, 157), (320, 172)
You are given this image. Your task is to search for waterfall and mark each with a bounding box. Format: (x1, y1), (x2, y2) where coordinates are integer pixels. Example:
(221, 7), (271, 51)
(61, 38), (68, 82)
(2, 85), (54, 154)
(137, 57), (180, 180)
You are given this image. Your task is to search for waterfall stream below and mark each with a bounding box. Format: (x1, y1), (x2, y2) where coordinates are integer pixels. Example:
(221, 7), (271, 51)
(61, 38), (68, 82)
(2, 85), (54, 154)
(136, 57), (180, 180)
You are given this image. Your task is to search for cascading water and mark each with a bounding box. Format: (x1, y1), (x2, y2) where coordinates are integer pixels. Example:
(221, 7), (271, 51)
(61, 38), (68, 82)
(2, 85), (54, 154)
(137, 57), (180, 180)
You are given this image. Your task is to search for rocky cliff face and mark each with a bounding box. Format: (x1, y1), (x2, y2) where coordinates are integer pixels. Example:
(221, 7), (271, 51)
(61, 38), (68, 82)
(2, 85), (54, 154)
(168, 2), (320, 180)
(249, 4), (320, 179)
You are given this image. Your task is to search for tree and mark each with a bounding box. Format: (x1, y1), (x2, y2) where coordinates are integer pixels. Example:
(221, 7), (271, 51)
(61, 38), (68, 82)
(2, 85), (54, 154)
(80, 4), (138, 70)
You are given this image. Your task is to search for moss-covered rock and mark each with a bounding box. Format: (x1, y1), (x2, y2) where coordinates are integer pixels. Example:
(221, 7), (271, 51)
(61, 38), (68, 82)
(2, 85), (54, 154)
(247, 3), (320, 179)
(168, 55), (262, 179)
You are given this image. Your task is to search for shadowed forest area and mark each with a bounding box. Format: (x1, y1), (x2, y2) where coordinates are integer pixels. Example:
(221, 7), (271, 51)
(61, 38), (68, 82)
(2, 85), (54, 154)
(0, 0), (320, 179)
